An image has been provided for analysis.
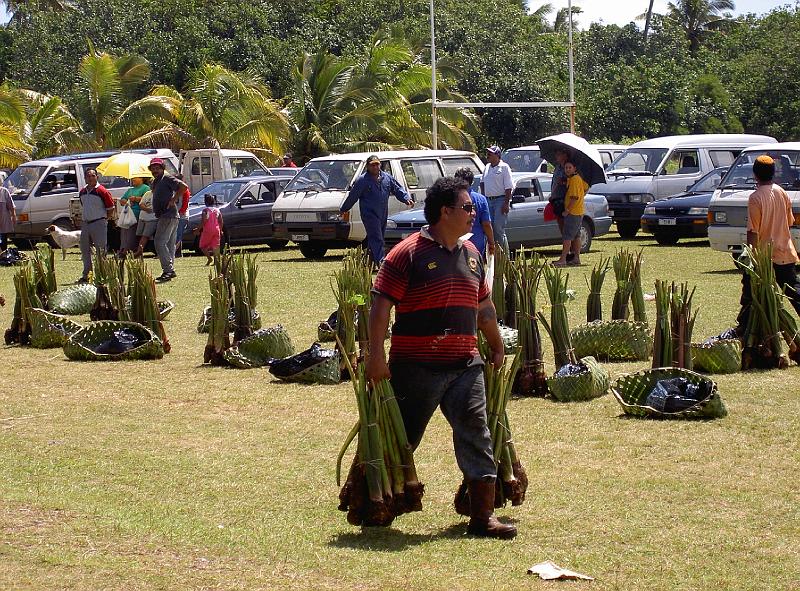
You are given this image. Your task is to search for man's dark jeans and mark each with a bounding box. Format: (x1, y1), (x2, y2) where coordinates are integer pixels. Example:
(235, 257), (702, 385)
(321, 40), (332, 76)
(389, 362), (496, 483)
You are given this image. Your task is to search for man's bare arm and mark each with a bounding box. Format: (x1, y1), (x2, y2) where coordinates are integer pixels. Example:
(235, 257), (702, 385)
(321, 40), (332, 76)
(477, 297), (504, 367)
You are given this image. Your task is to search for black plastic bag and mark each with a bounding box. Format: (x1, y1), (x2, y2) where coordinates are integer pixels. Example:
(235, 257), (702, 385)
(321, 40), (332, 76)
(645, 377), (712, 413)
(0, 248), (25, 266)
(269, 342), (340, 384)
(554, 361), (587, 378)
(91, 328), (148, 355)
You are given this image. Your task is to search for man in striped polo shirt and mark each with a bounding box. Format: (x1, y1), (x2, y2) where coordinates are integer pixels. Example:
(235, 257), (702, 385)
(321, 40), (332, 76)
(367, 176), (516, 540)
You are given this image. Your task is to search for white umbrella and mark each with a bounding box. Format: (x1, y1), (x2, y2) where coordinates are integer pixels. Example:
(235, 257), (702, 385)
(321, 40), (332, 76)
(537, 133), (607, 187)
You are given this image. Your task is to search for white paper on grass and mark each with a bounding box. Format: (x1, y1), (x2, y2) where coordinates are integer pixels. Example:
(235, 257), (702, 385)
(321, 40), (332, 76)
(527, 560), (594, 581)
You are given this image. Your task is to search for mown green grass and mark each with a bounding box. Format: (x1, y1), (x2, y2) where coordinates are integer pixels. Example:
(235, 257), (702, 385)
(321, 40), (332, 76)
(1, 235), (798, 591)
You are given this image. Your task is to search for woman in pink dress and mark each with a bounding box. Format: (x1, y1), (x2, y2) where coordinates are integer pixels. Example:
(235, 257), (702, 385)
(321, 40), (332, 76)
(195, 194), (223, 265)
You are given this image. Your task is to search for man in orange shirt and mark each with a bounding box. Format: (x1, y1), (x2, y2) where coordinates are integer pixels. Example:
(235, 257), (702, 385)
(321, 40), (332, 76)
(737, 155), (800, 330)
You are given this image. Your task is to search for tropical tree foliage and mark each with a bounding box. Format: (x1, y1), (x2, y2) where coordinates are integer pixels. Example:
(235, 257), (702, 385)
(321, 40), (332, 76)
(665, 0), (736, 52)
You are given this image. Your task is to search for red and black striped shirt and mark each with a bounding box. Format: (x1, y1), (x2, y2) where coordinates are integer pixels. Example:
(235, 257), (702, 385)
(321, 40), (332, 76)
(373, 228), (488, 368)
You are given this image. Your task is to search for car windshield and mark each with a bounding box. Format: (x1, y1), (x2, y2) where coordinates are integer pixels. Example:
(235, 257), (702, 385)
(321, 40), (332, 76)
(284, 160), (360, 192)
(688, 168), (726, 193)
(189, 180), (247, 206)
(4, 165), (48, 198)
(720, 150), (800, 190)
(503, 150), (543, 172)
(608, 148), (668, 174)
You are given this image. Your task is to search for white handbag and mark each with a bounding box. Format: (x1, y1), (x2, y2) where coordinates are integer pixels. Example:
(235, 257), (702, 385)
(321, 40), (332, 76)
(117, 204), (137, 229)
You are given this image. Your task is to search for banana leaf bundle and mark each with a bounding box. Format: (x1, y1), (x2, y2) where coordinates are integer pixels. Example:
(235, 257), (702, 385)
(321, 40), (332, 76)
(503, 256), (518, 328)
(611, 249), (635, 321)
(331, 248), (373, 372)
(223, 325), (295, 369)
(228, 252), (260, 343)
(30, 244), (57, 307)
(652, 279), (672, 368)
(91, 251), (127, 321)
(336, 351), (423, 526)
(4, 264), (43, 345)
(491, 246), (508, 321)
(455, 346), (527, 515)
(126, 258), (170, 353)
(585, 256), (610, 323)
(630, 250), (647, 323)
(669, 282), (697, 370)
(512, 249), (548, 396)
(204, 273), (231, 365)
(538, 264), (577, 369)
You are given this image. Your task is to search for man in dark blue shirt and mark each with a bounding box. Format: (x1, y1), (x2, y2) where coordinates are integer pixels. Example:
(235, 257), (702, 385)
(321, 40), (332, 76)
(340, 154), (412, 264)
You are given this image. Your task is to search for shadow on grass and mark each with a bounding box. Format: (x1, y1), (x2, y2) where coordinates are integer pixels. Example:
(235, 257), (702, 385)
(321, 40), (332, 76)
(703, 267), (740, 275)
(329, 519), (516, 550)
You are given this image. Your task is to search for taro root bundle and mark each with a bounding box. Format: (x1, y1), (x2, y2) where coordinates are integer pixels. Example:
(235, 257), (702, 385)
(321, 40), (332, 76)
(228, 252), (260, 343)
(585, 256), (611, 323)
(204, 273), (231, 365)
(336, 352), (423, 527)
(91, 251), (127, 321)
(511, 249), (548, 396)
(331, 248), (373, 371)
(538, 264), (578, 369)
(126, 258), (170, 353)
(455, 346), (527, 515)
(4, 264), (42, 345)
(652, 280), (697, 369)
(737, 245), (790, 370)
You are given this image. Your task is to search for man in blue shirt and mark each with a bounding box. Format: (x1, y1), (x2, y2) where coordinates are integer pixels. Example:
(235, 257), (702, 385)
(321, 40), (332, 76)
(454, 167), (494, 260)
(340, 154), (413, 264)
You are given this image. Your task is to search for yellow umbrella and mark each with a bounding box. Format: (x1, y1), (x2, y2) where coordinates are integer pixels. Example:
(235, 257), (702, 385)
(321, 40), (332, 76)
(96, 152), (153, 179)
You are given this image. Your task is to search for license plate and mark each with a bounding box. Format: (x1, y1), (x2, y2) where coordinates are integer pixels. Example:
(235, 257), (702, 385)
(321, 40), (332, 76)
(291, 234), (309, 241)
(607, 209), (614, 217)
(658, 218), (677, 226)
(287, 212), (317, 222)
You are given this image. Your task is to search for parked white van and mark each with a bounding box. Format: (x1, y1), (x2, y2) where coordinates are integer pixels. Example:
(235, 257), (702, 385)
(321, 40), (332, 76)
(3, 148), (178, 247)
(271, 150), (484, 258)
(589, 134), (776, 238)
(179, 148), (271, 194)
(708, 142), (800, 256)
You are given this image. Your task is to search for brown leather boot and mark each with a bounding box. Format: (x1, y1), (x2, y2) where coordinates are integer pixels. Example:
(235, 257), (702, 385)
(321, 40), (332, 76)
(466, 480), (517, 540)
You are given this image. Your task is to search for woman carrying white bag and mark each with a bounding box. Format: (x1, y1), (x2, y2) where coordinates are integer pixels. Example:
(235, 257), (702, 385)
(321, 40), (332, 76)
(117, 177), (149, 257)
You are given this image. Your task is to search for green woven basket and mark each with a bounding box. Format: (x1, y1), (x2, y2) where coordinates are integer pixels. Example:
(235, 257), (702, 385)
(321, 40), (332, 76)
(547, 356), (610, 402)
(48, 284), (97, 315)
(571, 320), (652, 361)
(63, 321), (164, 361)
(157, 300), (175, 320)
(28, 307), (82, 349)
(224, 325), (296, 369)
(317, 320), (336, 343)
(611, 367), (727, 419)
(269, 344), (341, 385)
(499, 325), (519, 355)
(691, 339), (742, 374)
(197, 306), (260, 333)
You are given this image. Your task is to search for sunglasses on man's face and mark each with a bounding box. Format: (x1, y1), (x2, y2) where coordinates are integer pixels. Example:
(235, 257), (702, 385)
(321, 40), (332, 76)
(448, 202), (475, 213)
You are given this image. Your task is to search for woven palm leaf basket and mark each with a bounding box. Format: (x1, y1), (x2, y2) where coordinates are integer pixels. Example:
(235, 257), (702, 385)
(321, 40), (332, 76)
(63, 321), (164, 361)
(28, 307), (82, 349)
(691, 339), (742, 374)
(571, 320), (652, 361)
(546, 356), (610, 402)
(269, 343), (341, 384)
(157, 300), (175, 320)
(48, 284), (97, 315)
(611, 367), (727, 419)
(224, 325), (296, 369)
(499, 324), (519, 354)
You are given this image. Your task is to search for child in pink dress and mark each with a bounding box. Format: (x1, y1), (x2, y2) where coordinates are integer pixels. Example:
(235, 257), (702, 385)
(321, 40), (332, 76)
(195, 194), (224, 265)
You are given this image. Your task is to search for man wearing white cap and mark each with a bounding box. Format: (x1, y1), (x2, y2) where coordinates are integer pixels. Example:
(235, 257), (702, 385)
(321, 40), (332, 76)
(480, 146), (513, 250)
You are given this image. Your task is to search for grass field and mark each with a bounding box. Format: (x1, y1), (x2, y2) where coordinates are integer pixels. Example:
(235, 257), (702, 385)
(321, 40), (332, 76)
(1, 234), (798, 591)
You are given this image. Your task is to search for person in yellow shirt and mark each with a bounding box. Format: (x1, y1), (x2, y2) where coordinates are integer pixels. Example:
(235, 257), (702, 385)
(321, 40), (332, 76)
(554, 161), (588, 267)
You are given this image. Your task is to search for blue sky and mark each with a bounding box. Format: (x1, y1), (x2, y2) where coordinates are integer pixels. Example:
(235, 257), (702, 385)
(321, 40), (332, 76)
(539, 0), (795, 29)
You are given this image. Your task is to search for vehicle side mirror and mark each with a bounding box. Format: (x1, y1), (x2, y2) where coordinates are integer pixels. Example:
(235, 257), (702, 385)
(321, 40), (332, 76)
(238, 192), (255, 206)
(511, 194), (525, 205)
(540, 163), (548, 173)
(685, 184), (692, 191)
(37, 181), (53, 194)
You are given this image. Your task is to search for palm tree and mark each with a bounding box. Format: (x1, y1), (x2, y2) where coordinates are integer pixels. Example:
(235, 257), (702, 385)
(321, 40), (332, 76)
(553, 6), (582, 33)
(17, 89), (84, 159)
(0, 83), (29, 168)
(644, 0), (656, 42)
(666, 0), (735, 52)
(147, 63), (289, 161)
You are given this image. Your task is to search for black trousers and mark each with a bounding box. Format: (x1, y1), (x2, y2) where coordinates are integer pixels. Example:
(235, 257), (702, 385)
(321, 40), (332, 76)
(737, 262), (800, 328)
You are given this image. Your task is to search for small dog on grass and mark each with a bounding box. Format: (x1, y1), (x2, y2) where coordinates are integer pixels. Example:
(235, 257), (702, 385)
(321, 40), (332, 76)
(46, 225), (82, 260)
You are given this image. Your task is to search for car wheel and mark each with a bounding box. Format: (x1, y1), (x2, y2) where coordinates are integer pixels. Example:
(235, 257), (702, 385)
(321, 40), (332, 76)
(299, 242), (328, 259)
(579, 219), (593, 253)
(616, 221), (639, 239)
(654, 233), (680, 246)
(46, 218), (76, 249)
(267, 240), (289, 250)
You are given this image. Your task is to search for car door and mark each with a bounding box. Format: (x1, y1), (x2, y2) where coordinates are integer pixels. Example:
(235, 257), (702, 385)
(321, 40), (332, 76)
(505, 177), (557, 248)
(653, 149), (703, 198)
(30, 163), (80, 232)
(398, 158), (443, 208)
(227, 181), (272, 244)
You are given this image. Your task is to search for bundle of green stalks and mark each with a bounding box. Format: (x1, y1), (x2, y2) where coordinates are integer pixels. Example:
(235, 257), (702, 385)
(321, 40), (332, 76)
(585, 256), (611, 322)
(538, 264), (578, 369)
(491, 246), (508, 322)
(778, 304), (800, 364)
(204, 273), (231, 365)
(669, 281), (697, 370)
(611, 249), (635, 321)
(4, 263), (42, 345)
(91, 251), (127, 321)
(652, 279), (672, 368)
(503, 256), (518, 328)
(336, 342), (423, 527)
(229, 252), (259, 343)
(331, 248), (373, 372)
(512, 249), (548, 396)
(631, 249), (648, 323)
(738, 245), (790, 369)
(126, 258), (170, 353)
(455, 342), (526, 514)
(30, 244), (57, 306)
